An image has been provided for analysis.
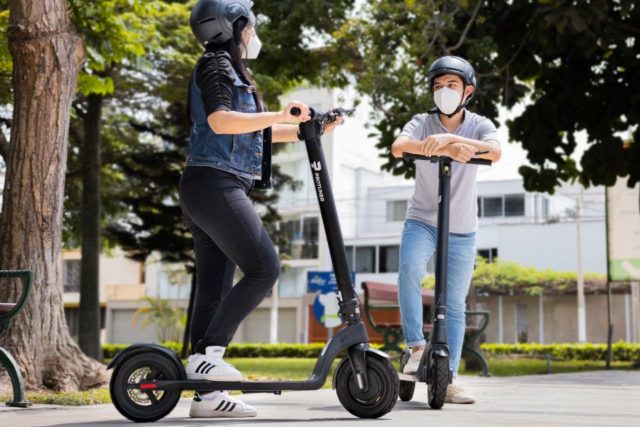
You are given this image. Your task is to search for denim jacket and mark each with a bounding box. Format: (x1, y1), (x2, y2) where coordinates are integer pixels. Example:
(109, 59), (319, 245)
(187, 63), (272, 188)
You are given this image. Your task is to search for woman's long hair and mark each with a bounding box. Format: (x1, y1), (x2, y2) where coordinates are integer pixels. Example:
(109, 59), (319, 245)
(211, 17), (265, 110)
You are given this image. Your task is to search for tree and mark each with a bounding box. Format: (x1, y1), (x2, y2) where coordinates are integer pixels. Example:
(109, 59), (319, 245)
(486, 0), (640, 193)
(62, 0), (175, 360)
(333, 0), (639, 196)
(330, 0), (505, 178)
(0, 0), (106, 390)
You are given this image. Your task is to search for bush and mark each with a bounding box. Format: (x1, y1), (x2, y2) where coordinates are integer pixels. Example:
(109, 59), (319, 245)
(481, 341), (640, 362)
(103, 342), (384, 359)
(422, 257), (607, 296)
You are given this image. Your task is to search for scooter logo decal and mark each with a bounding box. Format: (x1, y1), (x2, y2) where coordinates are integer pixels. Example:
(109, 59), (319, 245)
(311, 162), (325, 202)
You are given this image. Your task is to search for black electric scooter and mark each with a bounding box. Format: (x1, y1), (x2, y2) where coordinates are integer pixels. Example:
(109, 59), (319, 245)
(397, 152), (492, 409)
(107, 107), (399, 423)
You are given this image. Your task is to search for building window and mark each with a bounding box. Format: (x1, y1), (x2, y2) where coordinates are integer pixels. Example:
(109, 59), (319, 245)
(379, 245), (400, 273)
(355, 246), (375, 273)
(280, 216), (319, 259)
(505, 194), (525, 217)
(477, 248), (498, 263)
(386, 200), (407, 222)
(483, 196), (503, 217)
(478, 194), (527, 218)
(63, 259), (81, 293)
(516, 303), (528, 343)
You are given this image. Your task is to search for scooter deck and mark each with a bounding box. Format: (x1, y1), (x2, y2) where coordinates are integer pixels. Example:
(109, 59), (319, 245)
(398, 372), (419, 382)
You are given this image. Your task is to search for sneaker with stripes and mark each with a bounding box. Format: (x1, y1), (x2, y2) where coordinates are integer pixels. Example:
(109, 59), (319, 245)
(189, 391), (257, 418)
(186, 346), (243, 381)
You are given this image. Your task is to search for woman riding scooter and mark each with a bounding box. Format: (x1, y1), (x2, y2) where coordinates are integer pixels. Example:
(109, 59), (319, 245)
(180, 0), (343, 418)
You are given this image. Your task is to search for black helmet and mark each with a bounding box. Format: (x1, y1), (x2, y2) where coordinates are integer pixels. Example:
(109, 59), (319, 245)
(427, 56), (477, 105)
(190, 0), (255, 46)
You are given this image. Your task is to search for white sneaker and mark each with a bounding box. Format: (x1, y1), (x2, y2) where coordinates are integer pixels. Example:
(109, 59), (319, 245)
(186, 346), (243, 381)
(445, 384), (476, 404)
(189, 391), (257, 418)
(402, 348), (424, 374)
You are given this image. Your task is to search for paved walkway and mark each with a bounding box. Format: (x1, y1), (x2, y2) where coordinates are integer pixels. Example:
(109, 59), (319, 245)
(2, 371), (639, 426)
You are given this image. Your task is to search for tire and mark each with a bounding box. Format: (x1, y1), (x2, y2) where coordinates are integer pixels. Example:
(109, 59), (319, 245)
(427, 355), (449, 409)
(334, 354), (399, 418)
(398, 350), (415, 402)
(110, 352), (182, 423)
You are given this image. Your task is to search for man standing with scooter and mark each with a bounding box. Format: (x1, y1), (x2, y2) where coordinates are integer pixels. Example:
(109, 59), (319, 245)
(391, 56), (501, 404)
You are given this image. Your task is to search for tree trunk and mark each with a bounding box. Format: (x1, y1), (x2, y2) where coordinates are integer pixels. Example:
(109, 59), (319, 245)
(0, 0), (106, 391)
(78, 94), (103, 361)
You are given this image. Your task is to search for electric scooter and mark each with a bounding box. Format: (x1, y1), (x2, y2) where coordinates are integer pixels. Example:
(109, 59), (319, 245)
(397, 152), (492, 409)
(107, 107), (400, 423)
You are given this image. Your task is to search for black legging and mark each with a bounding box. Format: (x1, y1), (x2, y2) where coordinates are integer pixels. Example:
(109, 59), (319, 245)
(179, 166), (280, 354)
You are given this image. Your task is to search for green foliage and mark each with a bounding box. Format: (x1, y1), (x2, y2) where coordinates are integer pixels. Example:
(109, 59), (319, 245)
(0, 4), (9, 103)
(333, 0), (639, 193)
(68, 0), (165, 96)
(486, 0), (640, 191)
(422, 257), (606, 296)
(481, 341), (640, 362)
(331, 0), (503, 179)
(132, 297), (186, 343)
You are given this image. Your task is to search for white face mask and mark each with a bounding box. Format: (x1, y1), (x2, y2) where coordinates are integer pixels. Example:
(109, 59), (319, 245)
(433, 87), (463, 115)
(244, 31), (262, 60)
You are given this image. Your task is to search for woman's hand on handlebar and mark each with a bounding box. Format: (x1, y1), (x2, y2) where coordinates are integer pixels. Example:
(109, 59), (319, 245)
(281, 101), (311, 123)
(439, 142), (476, 163)
(324, 115), (345, 135)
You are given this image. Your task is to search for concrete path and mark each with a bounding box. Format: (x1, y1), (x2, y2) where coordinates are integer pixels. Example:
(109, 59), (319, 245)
(2, 371), (639, 426)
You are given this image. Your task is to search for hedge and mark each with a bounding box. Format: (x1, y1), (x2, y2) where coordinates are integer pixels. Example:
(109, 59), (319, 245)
(481, 341), (640, 362)
(104, 341), (640, 362)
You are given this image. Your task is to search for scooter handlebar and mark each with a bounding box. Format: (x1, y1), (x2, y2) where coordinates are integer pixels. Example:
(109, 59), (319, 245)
(402, 152), (492, 166)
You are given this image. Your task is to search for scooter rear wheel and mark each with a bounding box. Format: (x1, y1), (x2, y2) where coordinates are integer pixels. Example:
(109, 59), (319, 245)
(398, 349), (415, 402)
(334, 354), (399, 418)
(427, 355), (449, 409)
(110, 352), (182, 422)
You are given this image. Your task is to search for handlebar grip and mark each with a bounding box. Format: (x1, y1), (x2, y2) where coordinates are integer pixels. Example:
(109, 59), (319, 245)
(290, 107), (301, 116)
(402, 153), (492, 166)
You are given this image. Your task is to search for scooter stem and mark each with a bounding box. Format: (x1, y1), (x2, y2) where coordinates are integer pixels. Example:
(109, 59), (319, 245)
(432, 159), (452, 345)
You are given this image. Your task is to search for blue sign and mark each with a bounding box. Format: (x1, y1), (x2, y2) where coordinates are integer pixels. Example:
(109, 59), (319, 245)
(307, 270), (356, 294)
(307, 270), (355, 328)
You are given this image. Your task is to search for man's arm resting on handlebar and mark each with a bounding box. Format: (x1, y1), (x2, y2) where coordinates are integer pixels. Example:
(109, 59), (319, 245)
(443, 135), (501, 162)
(391, 136), (427, 158)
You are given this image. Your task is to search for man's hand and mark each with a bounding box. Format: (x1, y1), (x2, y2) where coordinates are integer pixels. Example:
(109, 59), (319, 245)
(440, 142), (476, 163)
(421, 133), (453, 156)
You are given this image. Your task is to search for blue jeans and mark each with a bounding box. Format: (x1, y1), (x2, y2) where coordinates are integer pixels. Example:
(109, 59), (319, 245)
(398, 219), (476, 375)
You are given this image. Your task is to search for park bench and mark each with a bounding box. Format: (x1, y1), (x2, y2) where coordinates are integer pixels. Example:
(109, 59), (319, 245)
(0, 270), (33, 407)
(362, 281), (491, 377)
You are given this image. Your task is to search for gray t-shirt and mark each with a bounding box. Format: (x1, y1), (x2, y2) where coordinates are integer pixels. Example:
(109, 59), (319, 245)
(399, 110), (499, 233)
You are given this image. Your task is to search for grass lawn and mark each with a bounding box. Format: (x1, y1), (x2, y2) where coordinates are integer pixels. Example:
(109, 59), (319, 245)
(2, 357), (636, 406)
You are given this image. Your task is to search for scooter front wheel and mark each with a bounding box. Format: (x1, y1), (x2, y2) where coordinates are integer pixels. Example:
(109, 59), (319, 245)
(334, 354), (399, 418)
(110, 352), (182, 422)
(398, 349), (415, 402)
(427, 354), (449, 409)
